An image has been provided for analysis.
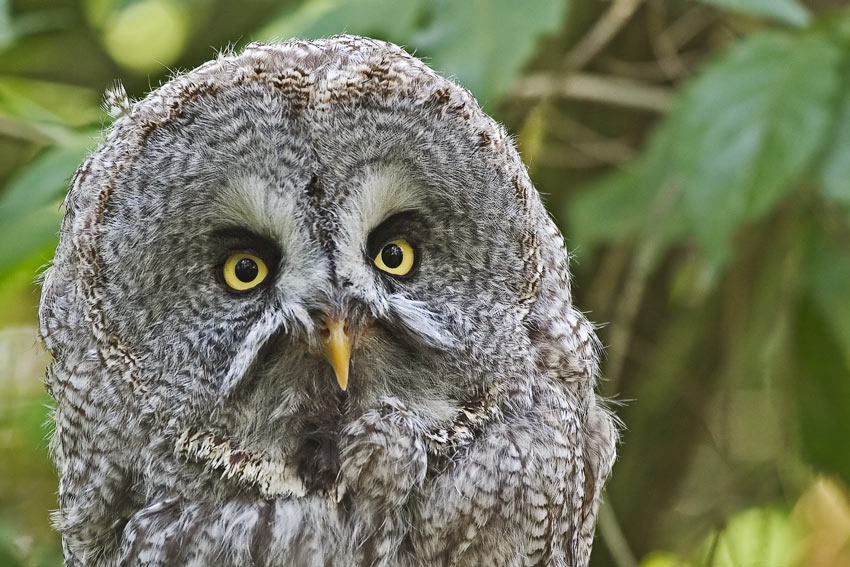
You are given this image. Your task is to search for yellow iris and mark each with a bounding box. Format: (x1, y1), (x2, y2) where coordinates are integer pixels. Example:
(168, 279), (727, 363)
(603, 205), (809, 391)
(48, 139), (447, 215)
(373, 239), (415, 276)
(223, 253), (268, 291)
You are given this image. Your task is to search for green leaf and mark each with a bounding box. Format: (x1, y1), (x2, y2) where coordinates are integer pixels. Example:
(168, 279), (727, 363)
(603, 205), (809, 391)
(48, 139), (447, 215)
(567, 165), (652, 251)
(0, 76), (101, 128)
(0, 535), (23, 567)
(796, 203), (850, 484)
(0, 203), (62, 278)
(566, 118), (686, 259)
(640, 551), (695, 567)
(0, 0), (12, 51)
(805, 225), (850, 366)
(794, 301), (850, 483)
(0, 141), (91, 277)
(412, 0), (568, 106)
(699, 0), (810, 27)
(697, 508), (800, 567)
(818, 88), (850, 207)
(648, 32), (840, 264)
(257, 0), (424, 47)
(0, 141), (91, 224)
(677, 32), (840, 252)
(570, 31), (843, 269)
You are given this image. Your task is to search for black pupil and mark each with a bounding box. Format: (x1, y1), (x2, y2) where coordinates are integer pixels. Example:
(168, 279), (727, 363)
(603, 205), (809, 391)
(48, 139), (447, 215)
(381, 243), (404, 269)
(234, 258), (259, 283)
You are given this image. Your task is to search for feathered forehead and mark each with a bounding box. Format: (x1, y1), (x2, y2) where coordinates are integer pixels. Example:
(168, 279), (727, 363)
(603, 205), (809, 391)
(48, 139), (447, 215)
(64, 34), (552, 253)
(65, 35), (546, 229)
(72, 35), (543, 223)
(118, 36), (511, 157)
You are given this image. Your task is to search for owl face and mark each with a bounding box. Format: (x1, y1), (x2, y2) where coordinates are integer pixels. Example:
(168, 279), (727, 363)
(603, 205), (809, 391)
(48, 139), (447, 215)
(83, 45), (547, 492)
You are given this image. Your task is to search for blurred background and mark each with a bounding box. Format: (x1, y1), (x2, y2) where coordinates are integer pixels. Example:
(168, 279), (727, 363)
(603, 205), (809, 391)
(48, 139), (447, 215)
(1, 0), (849, 565)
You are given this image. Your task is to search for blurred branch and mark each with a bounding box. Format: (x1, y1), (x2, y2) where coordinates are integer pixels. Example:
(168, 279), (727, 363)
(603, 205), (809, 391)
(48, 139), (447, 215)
(571, 133), (638, 164)
(598, 498), (640, 567)
(538, 140), (637, 168)
(648, 0), (691, 79)
(0, 115), (89, 148)
(537, 147), (615, 168)
(598, 51), (703, 82)
(0, 116), (53, 145)
(589, 245), (632, 323)
(572, 139), (638, 164)
(704, 529), (721, 566)
(565, 0), (645, 70)
(510, 72), (673, 113)
(547, 109), (639, 162)
(647, 1), (716, 81)
(655, 4), (715, 52)
(605, 179), (682, 392)
(538, 109), (638, 167)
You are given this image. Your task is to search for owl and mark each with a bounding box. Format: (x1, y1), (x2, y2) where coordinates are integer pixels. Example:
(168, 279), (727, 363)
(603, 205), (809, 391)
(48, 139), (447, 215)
(38, 36), (617, 566)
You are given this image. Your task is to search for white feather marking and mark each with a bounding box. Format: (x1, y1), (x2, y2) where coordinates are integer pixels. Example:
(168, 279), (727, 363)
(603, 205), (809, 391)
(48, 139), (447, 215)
(220, 309), (286, 395)
(387, 295), (455, 349)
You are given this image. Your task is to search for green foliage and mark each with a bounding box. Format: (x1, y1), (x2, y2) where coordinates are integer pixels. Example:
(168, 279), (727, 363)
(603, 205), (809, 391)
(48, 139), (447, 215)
(806, 224), (850, 366)
(410, 0), (568, 107)
(819, 88), (850, 207)
(642, 507), (804, 566)
(0, 140), (95, 276)
(697, 508), (801, 567)
(698, 0), (810, 27)
(795, 301), (850, 483)
(0, 521), (25, 567)
(259, 0), (423, 46)
(670, 32), (841, 262)
(3, 1), (850, 566)
(571, 29), (847, 266)
(0, 77), (101, 129)
(100, 0), (189, 72)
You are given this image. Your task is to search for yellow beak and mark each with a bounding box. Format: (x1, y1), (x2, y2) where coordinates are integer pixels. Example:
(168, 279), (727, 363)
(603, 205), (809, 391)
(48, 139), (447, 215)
(321, 318), (352, 390)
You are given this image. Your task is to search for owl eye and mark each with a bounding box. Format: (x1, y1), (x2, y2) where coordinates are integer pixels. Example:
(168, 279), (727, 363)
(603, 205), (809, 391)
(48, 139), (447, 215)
(223, 253), (269, 291)
(373, 239), (415, 276)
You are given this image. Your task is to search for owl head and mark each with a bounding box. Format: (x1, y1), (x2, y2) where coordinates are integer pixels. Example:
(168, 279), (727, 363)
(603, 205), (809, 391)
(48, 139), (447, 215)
(40, 36), (598, 504)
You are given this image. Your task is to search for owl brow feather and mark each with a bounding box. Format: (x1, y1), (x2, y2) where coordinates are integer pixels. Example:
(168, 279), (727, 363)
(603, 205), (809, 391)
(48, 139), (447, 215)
(219, 304), (312, 396)
(385, 295), (455, 350)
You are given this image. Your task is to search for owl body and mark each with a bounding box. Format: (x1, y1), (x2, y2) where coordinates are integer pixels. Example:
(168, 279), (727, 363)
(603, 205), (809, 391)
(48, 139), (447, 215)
(39, 36), (616, 566)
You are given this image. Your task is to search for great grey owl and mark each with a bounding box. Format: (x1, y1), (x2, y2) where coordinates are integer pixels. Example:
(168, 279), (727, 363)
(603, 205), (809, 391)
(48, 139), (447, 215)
(39, 35), (617, 566)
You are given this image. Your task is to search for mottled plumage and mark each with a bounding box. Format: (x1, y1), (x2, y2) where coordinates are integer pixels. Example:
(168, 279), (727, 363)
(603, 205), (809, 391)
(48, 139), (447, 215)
(39, 36), (617, 566)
